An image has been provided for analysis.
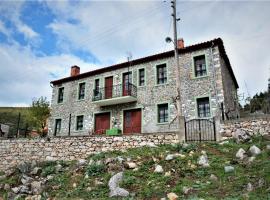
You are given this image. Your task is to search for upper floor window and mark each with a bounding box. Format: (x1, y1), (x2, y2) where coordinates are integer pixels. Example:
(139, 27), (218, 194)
(156, 64), (167, 84)
(54, 119), (61, 136)
(78, 82), (86, 100)
(138, 68), (145, 86)
(94, 79), (100, 96)
(158, 103), (168, 123)
(194, 55), (207, 77)
(197, 97), (210, 118)
(57, 87), (64, 103)
(76, 115), (84, 131)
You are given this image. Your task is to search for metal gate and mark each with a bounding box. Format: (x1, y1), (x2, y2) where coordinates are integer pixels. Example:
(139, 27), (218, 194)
(185, 118), (216, 142)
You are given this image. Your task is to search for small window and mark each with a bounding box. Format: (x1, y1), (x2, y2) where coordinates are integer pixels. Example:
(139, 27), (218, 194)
(156, 64), (167, 84)
(76, 115), (84, 130)
(94, 79), (100, 96)
(158, 103), (168, 123)
(78, 82), (86, 100)
(194, 55), (207, 77)
(138, 68), (145, 86)
(197, 97), (210, 118)
(54, 119), (61, 136)
(58, 87), (64, 103)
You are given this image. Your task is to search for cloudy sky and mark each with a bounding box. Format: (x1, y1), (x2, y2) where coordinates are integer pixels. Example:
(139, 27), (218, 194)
(0, 0), (269, 106)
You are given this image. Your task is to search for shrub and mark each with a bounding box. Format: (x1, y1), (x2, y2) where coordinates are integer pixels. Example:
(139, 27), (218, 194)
(86, 164), (106, 176)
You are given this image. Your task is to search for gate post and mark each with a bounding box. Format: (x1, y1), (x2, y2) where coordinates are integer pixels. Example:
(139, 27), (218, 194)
(214, 116), (221, 141)
(177, 116), (186, 142)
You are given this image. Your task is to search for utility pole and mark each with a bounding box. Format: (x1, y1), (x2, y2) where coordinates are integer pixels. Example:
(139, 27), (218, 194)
(171, 0), (183, 138)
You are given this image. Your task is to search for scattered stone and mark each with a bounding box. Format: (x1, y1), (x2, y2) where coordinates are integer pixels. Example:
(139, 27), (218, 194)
(108, 172), (129, 197)
(165, 171), (171, 177)
(5, 169), (14, 177)
(105, 158), (114, 165)
(31, 167), (42, 175)
(12, 187), (20, 194)
(222, 129), (232, 137)
(31, 181), (42, 194)
(146, 142), (158, 148)
(0, 175), (6, 181)
(233, 129), (251, 143)
(165, 154), (175, 161)
(224, 166), (235, 173)
(4, 183), (10, 191)
(219, 140), (229, 145)
(249, 145), (261, 156)
(262, 133), (270, 141)
(266, 145), (270, 150)
(258, 178), (264, 188)
(77, 159), (87, 166)
(86, 187), (92, 192)
(17, 162), (31, 174)
(124, 162), (137, 169)
(72, 183), (77, 188)
(246, 182), (253, 192)
(116, 156), (125, 163)
(182, 186), (192, 195)
(46, 175), (54, 180)
(154, 165), (164, 173)
(94, 179), (103, 186)
(45, 156), (55, 161)
(236, 148), (246, 160)
(197, 154), (209, 167)
(209, 174), (218, 182)
(182, 143), (189, 149)
(55, 164), (63, 172)
(21, 175), (33, 185)
(167, 192), (178, 200)
(248, 156), (256, 163)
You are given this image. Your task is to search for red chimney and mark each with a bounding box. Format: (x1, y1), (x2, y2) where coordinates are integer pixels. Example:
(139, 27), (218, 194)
(70, 65), (80, 77)
(177, 38), (184, 49)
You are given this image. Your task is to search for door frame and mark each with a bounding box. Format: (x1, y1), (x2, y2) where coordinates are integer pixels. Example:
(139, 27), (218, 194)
(121, 107), (143, 134)
(104, 75), (114, 99)
(93, 111), (112, 134)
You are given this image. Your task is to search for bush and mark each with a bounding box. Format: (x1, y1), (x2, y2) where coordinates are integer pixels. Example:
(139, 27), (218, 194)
(86, 164), (106, 176)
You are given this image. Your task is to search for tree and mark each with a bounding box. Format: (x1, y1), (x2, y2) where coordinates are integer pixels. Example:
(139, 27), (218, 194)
(28, 96), (50, 135)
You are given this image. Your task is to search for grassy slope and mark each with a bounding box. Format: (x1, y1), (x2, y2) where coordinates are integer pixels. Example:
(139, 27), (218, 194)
(0, 136), (269, 200)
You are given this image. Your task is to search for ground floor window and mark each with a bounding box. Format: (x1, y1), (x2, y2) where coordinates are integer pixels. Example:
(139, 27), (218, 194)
(54, 119), (61, 135)
(76, 115), (84, 130)
(197, 97), (210, 118)
(157, 103), (168, 123)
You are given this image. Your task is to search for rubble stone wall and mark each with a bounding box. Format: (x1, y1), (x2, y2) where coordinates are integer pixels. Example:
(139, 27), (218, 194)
(0, 133), (178, 171)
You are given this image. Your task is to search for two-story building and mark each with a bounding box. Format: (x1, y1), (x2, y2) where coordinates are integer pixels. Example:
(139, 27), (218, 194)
(48, 38), (239, 137)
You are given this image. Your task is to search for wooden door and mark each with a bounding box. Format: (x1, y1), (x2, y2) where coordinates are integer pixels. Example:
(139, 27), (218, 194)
(95, 112), (110, 134)
(122, 72), (132, 96)
(105, 76), (113, 99)
(123, 109), (141, 134)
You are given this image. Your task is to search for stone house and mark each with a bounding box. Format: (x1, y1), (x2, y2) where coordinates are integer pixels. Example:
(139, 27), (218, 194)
(48, 38), (239, 137)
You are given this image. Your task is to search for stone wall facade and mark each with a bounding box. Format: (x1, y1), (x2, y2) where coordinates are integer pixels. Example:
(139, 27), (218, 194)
(48, 42), (238, 136)
(0, 133), (178, 171)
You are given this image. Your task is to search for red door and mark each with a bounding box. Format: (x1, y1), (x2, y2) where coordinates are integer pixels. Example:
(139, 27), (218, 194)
(95, 112), (110, 134)
(105, 76), (113, 99)
(123, 109), (141, 134)
(122, 72), (132, 96)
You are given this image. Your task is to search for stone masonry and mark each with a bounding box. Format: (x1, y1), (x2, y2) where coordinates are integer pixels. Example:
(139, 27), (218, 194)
(48, 38), (238, 136)
(0, 133), (178, 171)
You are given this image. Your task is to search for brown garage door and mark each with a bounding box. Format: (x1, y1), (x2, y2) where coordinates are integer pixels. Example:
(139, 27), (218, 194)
(123, 109), (141, 134)
(95, 112), (110, 134)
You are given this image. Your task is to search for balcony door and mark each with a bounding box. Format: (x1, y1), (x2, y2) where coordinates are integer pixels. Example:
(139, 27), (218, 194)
(95, 112), (110, 134)
(105, 76), (113, 99)
(122, 72), (132, 96)
(123, 108), (141, 134)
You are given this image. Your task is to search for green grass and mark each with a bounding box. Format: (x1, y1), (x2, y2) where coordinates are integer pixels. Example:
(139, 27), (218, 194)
(0, 135), (269, 200)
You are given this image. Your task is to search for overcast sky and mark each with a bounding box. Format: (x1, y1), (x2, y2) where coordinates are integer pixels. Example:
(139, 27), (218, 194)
(0, 0), (269, 106)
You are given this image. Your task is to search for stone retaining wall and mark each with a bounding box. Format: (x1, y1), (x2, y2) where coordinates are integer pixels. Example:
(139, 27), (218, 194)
(0, 133), (178, 171)
(220, 119), (270, 139)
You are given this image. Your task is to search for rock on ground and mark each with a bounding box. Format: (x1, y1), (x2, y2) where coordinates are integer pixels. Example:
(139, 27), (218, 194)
(233, 129), (251, 143)
(108, 172), (129, 197)
(154, 165), (164, 173)
(124, 162), (137, 169)
(249, 145), (261, 156)
(236, 148), (246, 160)
(165, 154), (175, 161)
(197, 154), (210, 167)
(167, 192), (178, 200)
(209, 174), (218, 182)
(31, 181), (43, 195)
(30, 167), (42, 176)
(224, 166), (235, 173)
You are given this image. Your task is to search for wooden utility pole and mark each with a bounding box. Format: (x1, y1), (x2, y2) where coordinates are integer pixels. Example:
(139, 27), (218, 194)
(171, 0), (183, 138)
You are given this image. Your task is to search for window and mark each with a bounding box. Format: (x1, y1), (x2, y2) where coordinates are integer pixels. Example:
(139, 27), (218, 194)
(158, 103), (168, 123)
(94, 79), (100, 96)
(197, 97), (210, 118)
(194, 55), (207, 77)
(58, 87), (64, 103)
(138, 68), (145, 86)
(54, 119), (61, 136)
(156, 64), (167, 84)
(78, 82), (85, 100)
(76, 115), (84, 130)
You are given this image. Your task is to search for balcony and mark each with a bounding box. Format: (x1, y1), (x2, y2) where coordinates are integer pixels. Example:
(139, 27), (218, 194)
(92, 83), (137, 106)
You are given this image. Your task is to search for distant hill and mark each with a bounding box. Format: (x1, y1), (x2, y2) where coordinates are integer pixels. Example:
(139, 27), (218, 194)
(0, 107), (30, 137)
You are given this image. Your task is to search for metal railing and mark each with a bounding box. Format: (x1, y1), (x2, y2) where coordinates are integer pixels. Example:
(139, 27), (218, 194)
(92, 83), (137, 101)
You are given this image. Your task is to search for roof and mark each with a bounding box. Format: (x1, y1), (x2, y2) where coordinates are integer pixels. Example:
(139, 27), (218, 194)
(51, 38), (239, 88)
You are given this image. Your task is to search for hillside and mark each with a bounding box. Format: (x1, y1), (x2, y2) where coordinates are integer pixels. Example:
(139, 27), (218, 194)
(0, 135), (269, 200)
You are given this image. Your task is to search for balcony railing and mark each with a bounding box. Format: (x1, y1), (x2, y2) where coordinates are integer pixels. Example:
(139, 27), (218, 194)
(92, 83), (137, 103)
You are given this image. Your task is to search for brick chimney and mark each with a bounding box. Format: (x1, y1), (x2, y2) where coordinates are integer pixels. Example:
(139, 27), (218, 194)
(70, 65), (80, 77)
(177, 38), (184, 49)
